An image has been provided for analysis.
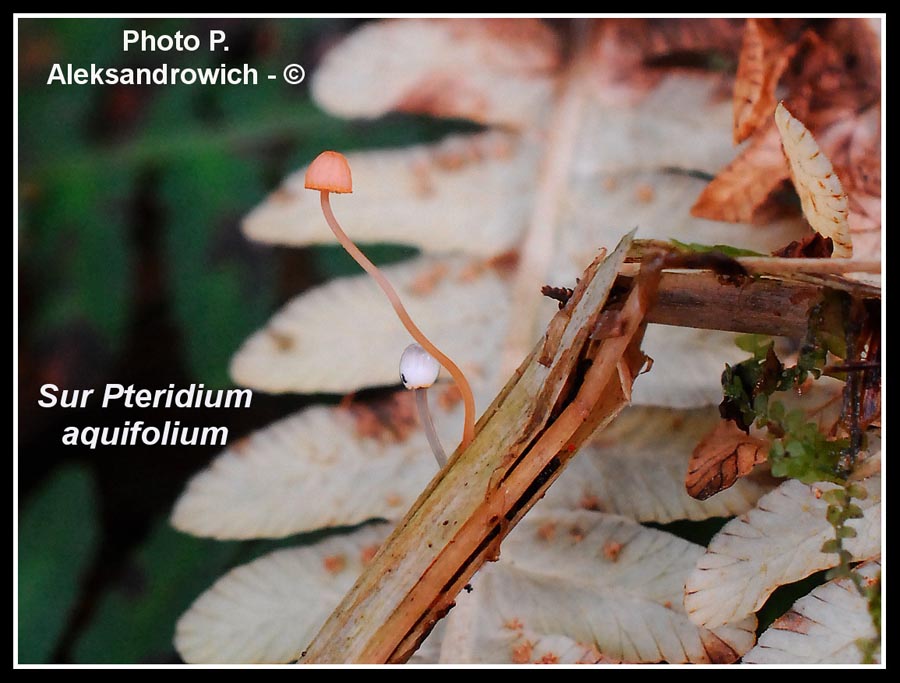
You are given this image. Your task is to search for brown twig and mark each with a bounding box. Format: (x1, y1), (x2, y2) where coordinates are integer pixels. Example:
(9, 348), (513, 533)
(734, 256), (881, 275)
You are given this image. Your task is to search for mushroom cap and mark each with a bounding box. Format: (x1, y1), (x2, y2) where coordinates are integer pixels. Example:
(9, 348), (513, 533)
(304, 151), (353, 193)
(399, 343), (440, 389)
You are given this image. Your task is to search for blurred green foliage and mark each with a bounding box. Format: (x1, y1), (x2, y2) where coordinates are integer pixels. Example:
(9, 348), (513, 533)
(161, 152), (268, 386)
(18, 465), (99, 663)
(73, 521), (241, 663)
(28, 166), (133, 345)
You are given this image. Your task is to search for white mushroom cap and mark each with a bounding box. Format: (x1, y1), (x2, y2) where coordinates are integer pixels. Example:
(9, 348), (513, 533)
(399, 343), (440, 389)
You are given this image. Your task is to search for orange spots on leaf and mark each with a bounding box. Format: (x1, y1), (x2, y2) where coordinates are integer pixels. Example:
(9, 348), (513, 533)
(269, 330), (294, 351)
(409, 262), (450, 296)
(579, 493), (603, 511)
(536, 652), (559, 664)
(486, 250), (520, 277)
(569, 525), (586, 543)
(456, 250), (519, 284)
(360, 544), (380, 565)
(603, 540), (624, 561)
(323, 554), (346, 575)
(536, 522), (557, 542)
(385, 492), (404, 507)
(511, 640), (534, 664)
(504, 618), (524, 631)
(635, 184), (655, 203)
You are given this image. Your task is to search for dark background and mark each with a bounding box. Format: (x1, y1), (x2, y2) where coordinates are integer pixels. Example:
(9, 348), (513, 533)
(16, 17), (467, 663)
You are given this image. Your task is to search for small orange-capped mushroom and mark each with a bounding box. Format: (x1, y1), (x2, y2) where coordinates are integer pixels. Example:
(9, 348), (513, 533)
(304, 151), (353, 194)
(307, 150), (476, 452)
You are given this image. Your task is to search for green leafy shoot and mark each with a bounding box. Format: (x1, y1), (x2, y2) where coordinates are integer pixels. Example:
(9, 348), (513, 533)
(718, 290), (859, 485)
(718, 285), (881, 663)
(669, 239), (764, 258)
(720, 339), (785, 432)
(767, 419), (850, 484)
(817, 483), (880, 662)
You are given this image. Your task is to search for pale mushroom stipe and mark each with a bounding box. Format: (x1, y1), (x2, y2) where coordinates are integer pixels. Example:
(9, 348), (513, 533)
(400, 343), (447, 467)
(304, 150), (477, 454)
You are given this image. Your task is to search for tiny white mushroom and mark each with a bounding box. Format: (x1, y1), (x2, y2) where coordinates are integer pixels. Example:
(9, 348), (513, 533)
(400, 343), (446, 468)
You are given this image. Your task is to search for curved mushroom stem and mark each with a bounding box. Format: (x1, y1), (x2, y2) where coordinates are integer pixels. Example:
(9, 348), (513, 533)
(320, 190), (476, 450)
(415, 388), (447, 468)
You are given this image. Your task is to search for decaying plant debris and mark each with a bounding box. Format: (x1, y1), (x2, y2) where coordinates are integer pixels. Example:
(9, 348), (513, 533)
(300, 237), (880, 663)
